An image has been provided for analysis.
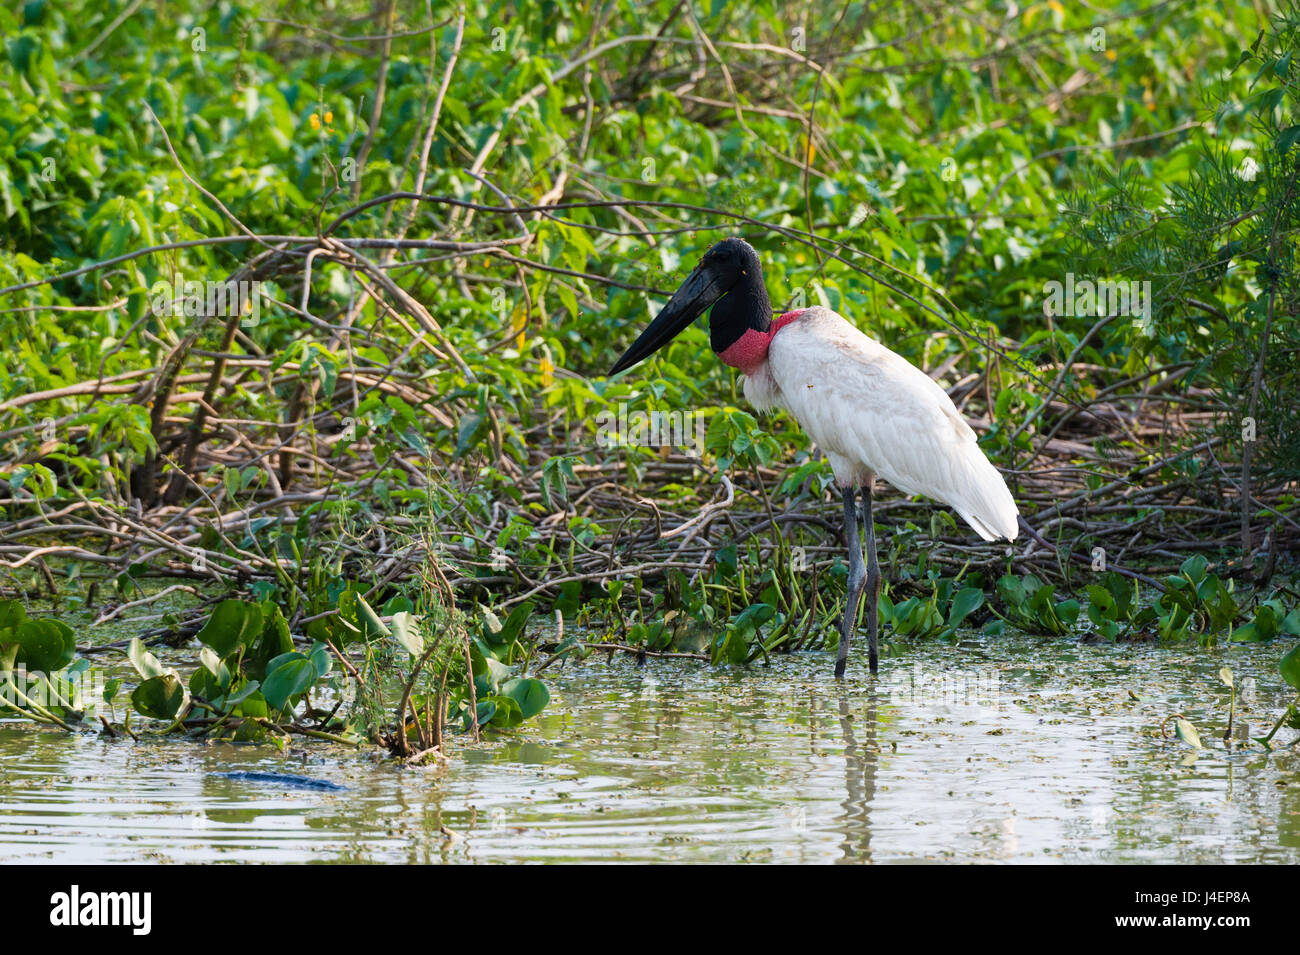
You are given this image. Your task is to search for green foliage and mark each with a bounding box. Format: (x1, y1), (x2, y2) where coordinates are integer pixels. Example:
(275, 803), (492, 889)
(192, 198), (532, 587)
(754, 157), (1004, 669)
(1280, 643), (1300, 690)
(1062, 6), (1300, 480)
(0, 0), (1272, 508)
(0, 599), (83, 727)
(0, 588), (550, 747)
(995, 574), (1081, 636)
(879, 579), (984, 642)
(0, 0), (1295, 693)
(1084, 573), (1141, 641)
(1071, 557), (1300, 645)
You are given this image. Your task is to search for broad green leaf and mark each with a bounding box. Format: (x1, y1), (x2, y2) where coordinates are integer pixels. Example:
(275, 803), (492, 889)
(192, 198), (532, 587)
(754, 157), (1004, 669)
(127, 637), (166, 680)
(196, 600), (264, 658)
(355, 595), (390, 640)
(0, 599), (27, 631)
(1280, 643), (1300, 690)
(244, 605), (295, 682)
(1174, 717), (1203, 749)
(483, 694), (523, 728)
(501, 677), (550, 719)
(8, 619), (75, 673)
(261, 656), (318, 711)
(131, 674), (189, 720)
(200, 647), (231, 690)
(948, 588), (984, 629)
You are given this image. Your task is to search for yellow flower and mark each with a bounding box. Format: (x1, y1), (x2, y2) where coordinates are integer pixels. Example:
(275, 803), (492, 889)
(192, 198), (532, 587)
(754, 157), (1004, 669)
(324, 110), (333, 125)
(309, 113), (321, 130)
(1105, 49), (1117, 61)
(511, 306), (527, 349)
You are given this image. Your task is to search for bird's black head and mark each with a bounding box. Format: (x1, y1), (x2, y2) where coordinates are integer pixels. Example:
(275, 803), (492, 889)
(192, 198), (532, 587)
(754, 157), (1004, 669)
(608, 237), (772, 376)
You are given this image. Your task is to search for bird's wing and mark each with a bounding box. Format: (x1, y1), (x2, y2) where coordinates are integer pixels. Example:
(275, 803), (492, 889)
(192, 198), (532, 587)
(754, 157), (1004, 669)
(766, 308), (1019, 541)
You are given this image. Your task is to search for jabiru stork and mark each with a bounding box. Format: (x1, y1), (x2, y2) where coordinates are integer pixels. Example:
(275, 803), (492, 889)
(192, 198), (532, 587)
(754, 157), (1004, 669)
(609, 238), (1019, 677)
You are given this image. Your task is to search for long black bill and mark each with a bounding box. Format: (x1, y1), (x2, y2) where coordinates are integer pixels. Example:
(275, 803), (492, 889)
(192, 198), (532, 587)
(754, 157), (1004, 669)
(608, 264), (725, 375)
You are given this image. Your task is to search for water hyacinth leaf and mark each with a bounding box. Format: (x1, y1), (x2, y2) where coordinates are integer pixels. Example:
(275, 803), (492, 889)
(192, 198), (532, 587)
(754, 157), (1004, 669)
(474, 698), (497, 727)
(190, 661), (223, 701)
(502, 677), (550, 719)
(1174, 717), (1203, 749)
(1180, 554), (1208, 584)
(333, 591), (364, 635)
(235, 688), (269, 719)
(355, 595), (390, 640)
(9, 619), (76, 673)
(713, 603), (775, 660)
(480, 607), (502, 639)
(1055, 599), (1081, 627)
(1255, 604), (1279, 641)
(317, 593), (364, 647)
(948, 588), (984, 629)
(200, 647), (231, 690)
(196, 599), (264, 658)
(244, 604), (295, 682)
(1231, 621), (1261, 642)
(0, 599), (27, 631)
(496, 602), (534, 646)
(1280, 644), (1300, 690)
(471, 644), (512, 696)
(996, 574), (1027, 607)
(264, 650), (301, 674)
(261, 655), (318, 711)
(222, 681), (262, 714)
(306, 642), (332, 678)
(1283, 609), (1300, 636)
(381, 595), (415, 616)
(127, 637), (166, 680)
(716, 543), (738, 574)
(484, 694), (523, 728)
(131, 674), (189, 720)
(389, 611), (422, 657)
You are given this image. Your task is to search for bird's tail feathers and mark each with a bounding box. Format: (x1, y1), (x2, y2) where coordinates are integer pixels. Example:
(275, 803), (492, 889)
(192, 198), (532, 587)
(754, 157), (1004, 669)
(949, 445), (1019, 542)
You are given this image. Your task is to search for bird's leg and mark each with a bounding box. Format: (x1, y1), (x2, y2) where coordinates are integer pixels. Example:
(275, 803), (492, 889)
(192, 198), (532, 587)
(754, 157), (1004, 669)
(835, 486), (866, 679)
(862, 481), (882, 675)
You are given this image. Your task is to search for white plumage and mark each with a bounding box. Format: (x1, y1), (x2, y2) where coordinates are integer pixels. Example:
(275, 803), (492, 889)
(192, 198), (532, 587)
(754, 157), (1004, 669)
(743, 306), (1019, 542)
(607, 238), (1020, 676)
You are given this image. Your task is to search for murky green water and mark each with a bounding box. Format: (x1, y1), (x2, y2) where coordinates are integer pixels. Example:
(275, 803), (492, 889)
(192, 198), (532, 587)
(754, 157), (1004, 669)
(1, 636), (1298, 863)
